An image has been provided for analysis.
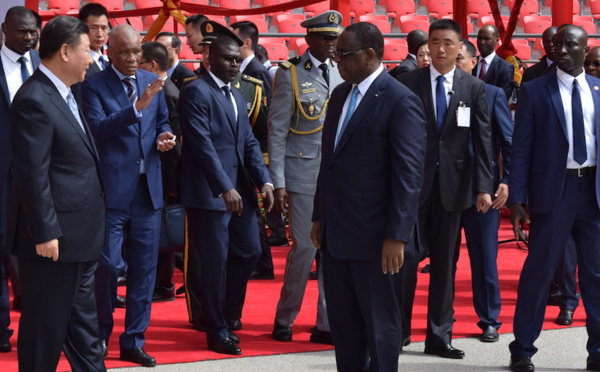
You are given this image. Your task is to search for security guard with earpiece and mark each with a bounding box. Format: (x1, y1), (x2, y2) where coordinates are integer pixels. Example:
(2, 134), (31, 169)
(268, 10), (343, 344)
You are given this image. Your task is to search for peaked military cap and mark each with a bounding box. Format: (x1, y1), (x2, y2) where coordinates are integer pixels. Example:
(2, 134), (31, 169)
(300, 10), (343, 36)
(200, 20), (244, 46)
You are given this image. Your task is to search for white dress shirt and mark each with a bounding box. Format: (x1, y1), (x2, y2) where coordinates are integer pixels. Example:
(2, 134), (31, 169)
(1, 44), (33, 103)
(429, 65), (455, 122)
(209, 70), (239, 121)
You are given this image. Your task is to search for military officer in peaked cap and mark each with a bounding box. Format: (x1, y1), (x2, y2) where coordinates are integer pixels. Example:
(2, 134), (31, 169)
(268, 10), (343, 344)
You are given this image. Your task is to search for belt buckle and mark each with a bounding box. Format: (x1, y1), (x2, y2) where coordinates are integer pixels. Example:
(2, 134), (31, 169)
(577, 168), (584, 177)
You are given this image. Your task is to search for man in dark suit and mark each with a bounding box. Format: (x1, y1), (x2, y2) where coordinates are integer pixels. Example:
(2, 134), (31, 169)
(389, 29), (428, 79)
(9, 15), (106, 371)
(231, 21), (273, 104)
(155, 31), (195, 90)
(81, 24), (176, 367)
(455, 38), (513, 343)
(397, 19), (494, 359)
(508, 25), (600, 372)
(178, 35), (274, 355)
(522, 26), (557, 83)
(311, 22), (426, 371)
(474, 24), (515, 99)
(0, 5), (40, 353)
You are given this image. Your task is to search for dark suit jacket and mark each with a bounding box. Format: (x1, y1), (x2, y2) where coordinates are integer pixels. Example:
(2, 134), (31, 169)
(170, 62), (195, 90)
(521, 56), (555, 84)
(9, 69), (105, 262)
(0, 49), (40, 247)
(508, 72), (600, 213)
(313, 71), (427, 261)
(473, 55), (515, 99)
(485, 84), (513, 189)
(81, 67), (171, 210)
(398, 67), (494, 212)
(178, 73), (271, 211)
(243, 56), (273, 104)
(389, 54), (417, 79)
(71, 60), (101, 106)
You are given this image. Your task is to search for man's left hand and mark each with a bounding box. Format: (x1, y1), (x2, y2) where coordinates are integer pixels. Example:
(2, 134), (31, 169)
(491, 184), (509, 209)
(381, 239), (404, 275)
(261, 184), (274, 214)
(476, 192), (493, 213)
(157, 132), (176, 152)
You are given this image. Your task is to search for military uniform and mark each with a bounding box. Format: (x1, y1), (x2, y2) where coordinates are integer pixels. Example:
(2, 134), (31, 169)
(268, 10), (343, 340)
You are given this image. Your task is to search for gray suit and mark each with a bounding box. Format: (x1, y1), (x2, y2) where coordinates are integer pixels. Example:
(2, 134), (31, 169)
(268, 51), (342, 331)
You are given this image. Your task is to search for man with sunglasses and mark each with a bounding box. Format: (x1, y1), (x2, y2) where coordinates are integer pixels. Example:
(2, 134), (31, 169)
(179, 32), (274, 355)
(268, 10), (343, 344)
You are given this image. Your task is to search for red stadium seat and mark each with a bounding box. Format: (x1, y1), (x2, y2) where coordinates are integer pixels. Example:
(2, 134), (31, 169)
(591, 0), (600, 20)
(480, 14), (509, 28)
(273, 13), (306, 26)
(467, 0), (491, 20)
(366, 19), (392, 34)
(88, 0), (124, 11)
(574, 21), (597, 35)
(219, 0), (251, 10)
(230, 14), (266, 24)
(512, 38), (529, 47)
(47, 0), (79, 14)
(134, 0), (163, 9)
(514, 43), (532, 60)
(278, 19), (305, 34)
(304, 1), (330, 18)
(385, 0), (416, 23)
(262, 42), (289, 61)
(522, 14), (551, 24)
(588, 39), (600, 48)
(518, 0), (540, 25)
(180, 0), (209, 5)
(428, 0), (453, 19)
(400, 19), (430, 33)
(384, 38), (408, 46)
(383, 42), (408, 68)
(259, 37), (287, 45)
(399, 14), (428, 26)
(296, 38), (309, 55)
(111, 17), (145, 32)
(349, 0), (375, 19)
(574, 15), (594, 23)
(441, 15), (473, 33)
(262, 0), (292, 17)
(523, 20), (551, 42)
(359, 14), (389, 22)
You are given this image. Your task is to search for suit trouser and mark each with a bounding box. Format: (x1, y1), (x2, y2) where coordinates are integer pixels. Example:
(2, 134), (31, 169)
(18, 259), (106, 372)
(185, 196), (261, 343)
(95, 177), (161, 349)
(399, 236), (426, 342)
(0, 251), (13, 339)
(456, 206), (502, 330)
(553, 236), (579, 311)
(509, 175), (600, 359)
(419, 177), (462, 347)
(275, 192), (329, 331)
(323, 249), (402, 372)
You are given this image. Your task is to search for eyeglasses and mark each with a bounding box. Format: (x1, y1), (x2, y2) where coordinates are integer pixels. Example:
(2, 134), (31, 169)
(584, 61), (600, 68)
(333, 48), (366, 59)
(215, 54), (243, 65)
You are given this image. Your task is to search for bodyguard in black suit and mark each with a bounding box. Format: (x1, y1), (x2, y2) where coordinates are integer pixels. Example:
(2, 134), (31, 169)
(155, 32), (196, 90)
(388, 29), (428, 79)
(474, 24), (515, 99)
(397, 19), (494, 359)
(522, 26), (558, 84)
(311, 22), (426, 371)
(9, 16), (106, 371)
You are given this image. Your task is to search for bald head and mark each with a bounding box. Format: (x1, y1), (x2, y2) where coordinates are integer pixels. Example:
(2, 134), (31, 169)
(585, 46), (600, 78)
(107, 24), (142, 76)
(407, 29), (428, 55)
(2, 6), (37, 55)
(542, 26), (558, 60)
(553, 24), (588, 77)
(477, 24), (499, 58)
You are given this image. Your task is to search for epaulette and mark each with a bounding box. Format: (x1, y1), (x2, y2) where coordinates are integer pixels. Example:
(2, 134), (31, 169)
(241, 74), (263, 86)
(280, 56), (301, 69)
(183, 75), (199, 83)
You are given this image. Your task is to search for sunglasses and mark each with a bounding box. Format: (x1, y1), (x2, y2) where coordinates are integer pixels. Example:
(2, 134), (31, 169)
(215, 54), (243, 65)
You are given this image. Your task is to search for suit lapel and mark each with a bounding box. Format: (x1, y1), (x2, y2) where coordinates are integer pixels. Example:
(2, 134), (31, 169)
(204, 74), (238, 138)
(324, 83), (350, 163)
(442, 70), (464, 133)
(334, 72), (386, 155)
(105, 68), (131, 110)
(586, 75), (600, 157)
(0, 59), (10, 106)
(484, 56), (498, 84)
(547, 74), (568, 139)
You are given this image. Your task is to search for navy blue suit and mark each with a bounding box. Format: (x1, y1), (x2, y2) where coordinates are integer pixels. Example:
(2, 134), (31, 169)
(474, 55), (515, 99)
(82, 66), (171, 350)
(508, 71), (600, 359)
(313, 70), (426, 371)
(178, 73), (271, 344)
(0, 49), (40, 344)
(456, 84), (513, 331)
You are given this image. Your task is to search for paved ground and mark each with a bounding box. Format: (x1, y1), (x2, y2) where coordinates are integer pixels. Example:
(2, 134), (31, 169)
(109, 326), (590, 371)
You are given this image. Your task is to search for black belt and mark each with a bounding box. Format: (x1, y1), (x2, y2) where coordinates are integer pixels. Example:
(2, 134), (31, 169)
(566, 166), (596, 177)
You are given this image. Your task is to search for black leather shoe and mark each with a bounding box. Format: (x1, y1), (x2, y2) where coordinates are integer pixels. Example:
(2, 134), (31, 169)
(227, 319), (242, 330)
(555, 309), (573, 326)
(272, 322), (292, 342)
(309, 327), (332, 345)
(403, 336), (411, 347)
(115, 295), (126, 309)
(587, 357), (600, 371)
(481, 326), (499, 342)
(120, 347), (156, 367)
(228, 331), (240, 344)
(424, 344), (465, 359)
(308, 270), (318, 280)
(268, 237), (289, 246)
(249, 270), (275, 280)
(152, 292), (175, 302)
(208, 338), (241, 355)
(421, 263), (430, 273)
(99, 339), (107, 359)
(0, 335), (11, 352)
(510, 355), (534, 372)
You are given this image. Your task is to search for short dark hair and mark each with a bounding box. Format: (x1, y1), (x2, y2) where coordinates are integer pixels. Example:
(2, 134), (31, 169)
(142, 41), (169, 72)
(39, 16), (88, 60)
(185, 14), (208, 31)
(5, 6), (36, 26)
(155, 31), (182, 49)
(406, 29), (428, 55)
(78, 3), (109, 23)
(230, 21), (259, 50)
(429, 19), (462, 39)
(461, 38), (477, 58)
(31, 10), (42, 30)
(255, 44), (268, 63)
(345, 22), (384, 60)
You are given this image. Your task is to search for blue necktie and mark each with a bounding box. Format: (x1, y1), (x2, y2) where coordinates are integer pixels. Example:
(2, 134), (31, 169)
(99, 56), (107, 70)
(572, 79), (587, 165)
(18, 56), (30, 83)
(123, 77), (137, 104)
(222, 86), (237, 123)
(335, 86), (360, 148)
(66, 91), (85, 133)
(436, 75), (447, 131)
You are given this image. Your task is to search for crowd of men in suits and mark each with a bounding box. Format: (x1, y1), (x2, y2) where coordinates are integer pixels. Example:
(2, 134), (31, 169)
(2, 3), (600, 372)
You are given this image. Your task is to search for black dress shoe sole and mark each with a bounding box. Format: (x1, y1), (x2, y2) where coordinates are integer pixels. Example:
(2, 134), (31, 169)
(208, 342), (241, 355)
(119, 350), (156, 367)
(510, 356), (534, 372)
(424, 347), (465, 359)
